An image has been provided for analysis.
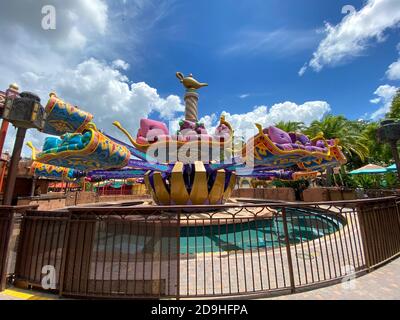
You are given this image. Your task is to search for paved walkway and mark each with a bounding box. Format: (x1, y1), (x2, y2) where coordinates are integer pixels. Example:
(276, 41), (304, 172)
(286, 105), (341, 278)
(268, 257), (400, 300)
(1, 257), (399, 300)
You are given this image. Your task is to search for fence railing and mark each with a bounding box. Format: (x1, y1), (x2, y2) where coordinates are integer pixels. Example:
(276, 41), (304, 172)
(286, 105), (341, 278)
(364, 189), (400, 199)
(0, 205), (38, 291)
(178, 202), (366, 297)
(357, 200), (400, 267)
(3, 197), (400, 299)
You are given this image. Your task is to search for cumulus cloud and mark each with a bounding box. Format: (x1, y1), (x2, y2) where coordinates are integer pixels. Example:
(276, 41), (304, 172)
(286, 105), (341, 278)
(0, 0), (174, 88)
(301, 0), (400, 74)
(198, 101), (331, 140)
(3, 58), (184, 157)
(0, 1), (182, 156)
(386, 59), (400, 80)
(112, 59), (130, 71)
(370, 84), (398, 120)
(0, 0), (107, 49)
(0, 0), (110, 90)
(51, 59), (184, 121)
(385, 44), (400, 80)
(0, 0), (107, 156)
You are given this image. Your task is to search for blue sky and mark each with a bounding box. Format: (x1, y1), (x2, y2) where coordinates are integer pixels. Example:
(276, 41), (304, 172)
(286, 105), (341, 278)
(1, 0), (400, 155)
(117, 0), (400, 120)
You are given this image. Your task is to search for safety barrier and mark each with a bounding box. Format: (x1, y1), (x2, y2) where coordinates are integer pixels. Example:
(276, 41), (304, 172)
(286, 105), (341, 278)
(3, 197), (400, 298)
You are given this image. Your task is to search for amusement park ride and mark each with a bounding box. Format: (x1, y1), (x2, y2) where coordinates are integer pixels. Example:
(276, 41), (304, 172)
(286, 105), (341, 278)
(1, 73), (347, 205)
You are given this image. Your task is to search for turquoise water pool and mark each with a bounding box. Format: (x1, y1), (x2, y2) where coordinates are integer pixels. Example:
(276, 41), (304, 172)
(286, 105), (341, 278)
(95, 208), (343, 255)
(180, 208), (343, 254)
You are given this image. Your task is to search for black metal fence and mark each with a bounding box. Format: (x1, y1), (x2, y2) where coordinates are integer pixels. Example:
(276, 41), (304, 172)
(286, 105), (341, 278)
(178, 202), (366, 297)
(2, 197), (400, 299)
(0, 207), (12, 291)
(14, 211), (70, 290)
(0, 205), (37, 291)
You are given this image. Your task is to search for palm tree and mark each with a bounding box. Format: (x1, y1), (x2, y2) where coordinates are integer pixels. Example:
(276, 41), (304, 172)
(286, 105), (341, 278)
(304, 115), (369, 162)
(274, 121), (305, 133)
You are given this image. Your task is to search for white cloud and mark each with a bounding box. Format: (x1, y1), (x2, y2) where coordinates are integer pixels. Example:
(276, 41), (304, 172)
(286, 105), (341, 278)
(386, 59), (400, 80)
(112, 59), (130, 71)
(3, 58), (184, 157)
(370, 98), (381, 104)
(385, 43), (400, 80)
(0, 0), (107, 51)
(0, 1), (180, 156)
(64, 26), (87, 49)
(0, 0), (174, 88)
(0, 0), (109, 156)
(239, 94), (250, 99)
(0, 0), (110, 89)
(302, 0), (400, 74)
(298, 64), (308, 77)
(199, 101), (331, 140)
(370, 84), (398, 119)
(52, 59), (184, 121)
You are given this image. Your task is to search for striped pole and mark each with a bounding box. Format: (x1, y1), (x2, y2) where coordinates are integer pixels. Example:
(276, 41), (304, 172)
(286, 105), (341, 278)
(184, 91), (199, 122)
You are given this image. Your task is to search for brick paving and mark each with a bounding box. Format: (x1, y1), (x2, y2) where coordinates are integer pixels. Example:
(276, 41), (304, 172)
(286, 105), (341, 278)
(267, 256), (400, 300)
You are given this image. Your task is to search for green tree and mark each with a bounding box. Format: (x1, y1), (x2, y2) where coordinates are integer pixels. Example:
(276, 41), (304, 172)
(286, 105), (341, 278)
(274, 121), (305, 132)
(386, 89), (400, 119)
(361, 121), (392, 165)
(304, 115), (369, 162)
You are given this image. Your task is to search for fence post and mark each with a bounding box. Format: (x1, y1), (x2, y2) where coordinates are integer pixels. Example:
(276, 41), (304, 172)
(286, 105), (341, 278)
(0, 207), (14, 291)
(1, 205), (38, 291)
(357, 199), (400, 270)
(176, 209), (181, 300)
(356, 204), (372, 270)
(58, 212), (72, 297)
(281, 207), (296, 293)
(396, 199), (400, 229)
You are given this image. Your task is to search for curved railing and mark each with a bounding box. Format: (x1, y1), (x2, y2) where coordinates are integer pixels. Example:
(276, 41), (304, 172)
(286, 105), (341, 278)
(2, 197), (400, 299)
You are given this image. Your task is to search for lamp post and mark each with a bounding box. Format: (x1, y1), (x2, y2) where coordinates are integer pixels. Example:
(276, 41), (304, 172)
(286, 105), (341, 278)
(2, 91), (45, 205)
(377, 119), (400, 182)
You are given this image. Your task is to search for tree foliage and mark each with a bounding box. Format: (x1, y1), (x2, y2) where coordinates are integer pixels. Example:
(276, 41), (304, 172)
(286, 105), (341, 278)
(273, 114), (394, 170)
(387, 89), (400, 119)
(275, 121), (305, 133)
(303, 115), (369, 163)
(269, 93), (400, 187)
